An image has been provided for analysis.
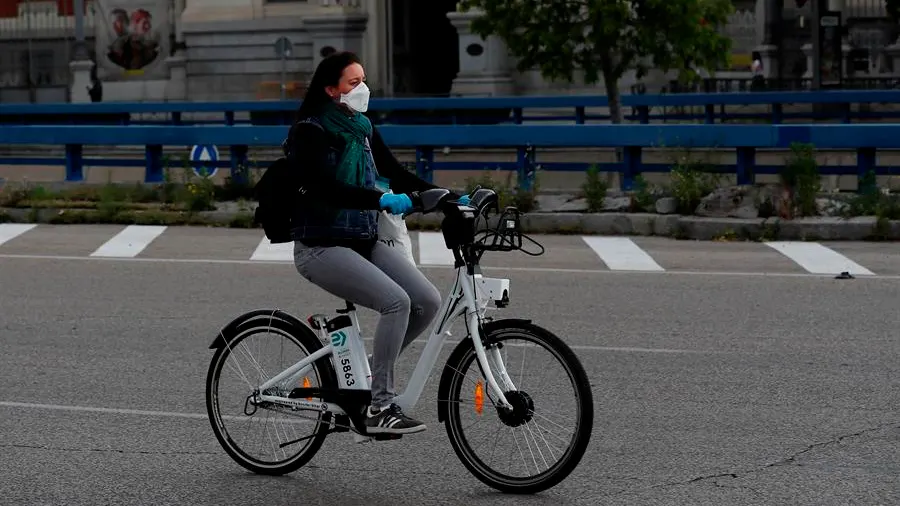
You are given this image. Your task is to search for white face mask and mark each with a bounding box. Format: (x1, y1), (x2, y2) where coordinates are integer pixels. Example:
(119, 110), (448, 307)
(340, 82), (370, 113)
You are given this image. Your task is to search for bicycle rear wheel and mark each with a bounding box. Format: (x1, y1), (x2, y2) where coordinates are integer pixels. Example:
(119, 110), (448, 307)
(439, 319), (593, 494)
(206, 309), (336, 475)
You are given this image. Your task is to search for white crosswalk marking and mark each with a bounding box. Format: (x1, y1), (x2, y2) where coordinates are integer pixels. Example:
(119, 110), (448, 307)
(1, 223), (893, 278)
(417, 231), (454, 265)
(90, 225), (167, 258)
(250, 237), (294, 262)
(0, 223), (37, 247)
(581, 236), (665, 271)
(764, 241), (875, 275)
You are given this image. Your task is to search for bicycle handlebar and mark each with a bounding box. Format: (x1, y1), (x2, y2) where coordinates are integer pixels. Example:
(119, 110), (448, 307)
(406, 186), (497, 217)
(402, 186), (545, 257)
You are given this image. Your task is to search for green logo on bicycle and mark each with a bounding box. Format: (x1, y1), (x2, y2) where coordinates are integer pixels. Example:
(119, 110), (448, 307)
(331, 331), (347, 347)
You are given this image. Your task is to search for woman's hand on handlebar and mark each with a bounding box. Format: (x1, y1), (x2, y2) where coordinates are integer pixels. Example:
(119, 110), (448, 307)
(379, 193), (413, 215)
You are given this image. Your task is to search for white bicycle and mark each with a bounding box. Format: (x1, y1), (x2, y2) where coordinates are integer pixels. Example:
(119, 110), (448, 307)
(205, 188), (594, 494)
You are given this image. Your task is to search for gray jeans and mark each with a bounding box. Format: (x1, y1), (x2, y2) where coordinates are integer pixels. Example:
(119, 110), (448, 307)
(293, 240), (442, 407)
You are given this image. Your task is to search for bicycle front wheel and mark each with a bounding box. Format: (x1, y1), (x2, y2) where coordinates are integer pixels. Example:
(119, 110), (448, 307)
(440, 319), (594, 494)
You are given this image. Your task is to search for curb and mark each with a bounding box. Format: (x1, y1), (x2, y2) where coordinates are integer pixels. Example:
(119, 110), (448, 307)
(403, 212), (900, 241)
(1, 206), (898, 241)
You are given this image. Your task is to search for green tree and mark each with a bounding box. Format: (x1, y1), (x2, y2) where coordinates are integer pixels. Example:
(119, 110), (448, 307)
(457, 0), (734, 123)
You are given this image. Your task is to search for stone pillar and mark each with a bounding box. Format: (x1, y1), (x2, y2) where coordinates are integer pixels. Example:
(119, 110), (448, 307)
(303, 11), (369, 68)
(760, 0), (782, 46)
(69, 0), (93, 102)
(165, 0), (188, 101)
(360, 0), (387, 95)
(446, 8), (514, 97)
(886, 40), (900, 75)
(802, 42), (814, 79)
(753, 0), (782, 79)
(165, 56), (188, 101)
(69, 60), (94, 103)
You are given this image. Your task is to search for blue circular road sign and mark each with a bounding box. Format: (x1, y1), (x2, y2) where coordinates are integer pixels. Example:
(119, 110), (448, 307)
(190, 144), (219, 178)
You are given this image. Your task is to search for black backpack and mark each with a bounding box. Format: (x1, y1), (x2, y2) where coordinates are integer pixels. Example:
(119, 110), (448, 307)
(252, 117), (324, 243)
(253, 155), (296, 243)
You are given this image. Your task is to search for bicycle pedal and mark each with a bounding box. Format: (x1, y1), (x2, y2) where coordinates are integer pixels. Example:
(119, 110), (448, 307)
(373, 433), (403, 441)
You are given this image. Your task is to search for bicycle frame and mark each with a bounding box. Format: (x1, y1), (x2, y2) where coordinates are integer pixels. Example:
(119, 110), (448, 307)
(254, 259), (517, 421)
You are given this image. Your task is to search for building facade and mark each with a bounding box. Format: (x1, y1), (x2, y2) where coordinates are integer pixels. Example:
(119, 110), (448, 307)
(0, 0), (898, 103)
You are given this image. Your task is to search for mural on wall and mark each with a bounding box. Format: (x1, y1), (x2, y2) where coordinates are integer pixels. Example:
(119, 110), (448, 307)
(92, 0), (170, 78)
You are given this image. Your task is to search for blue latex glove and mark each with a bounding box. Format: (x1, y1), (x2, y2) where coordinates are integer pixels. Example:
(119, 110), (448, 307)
(457, 194), (471, 206)
(380, 193), (413, 214)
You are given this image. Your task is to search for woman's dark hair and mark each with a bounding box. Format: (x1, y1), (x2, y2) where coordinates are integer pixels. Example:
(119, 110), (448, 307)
(296, 51), (362, 120)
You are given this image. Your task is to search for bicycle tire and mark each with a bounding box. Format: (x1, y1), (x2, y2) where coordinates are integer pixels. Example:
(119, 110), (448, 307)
(206, 310), (336, 475)
(439, 319), (594, 494)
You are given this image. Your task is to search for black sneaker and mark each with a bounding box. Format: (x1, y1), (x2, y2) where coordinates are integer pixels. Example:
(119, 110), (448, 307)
(364, 403), (426, 434)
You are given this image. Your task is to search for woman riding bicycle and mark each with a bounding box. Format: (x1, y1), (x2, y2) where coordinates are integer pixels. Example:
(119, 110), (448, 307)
(286, 51), (467, 435)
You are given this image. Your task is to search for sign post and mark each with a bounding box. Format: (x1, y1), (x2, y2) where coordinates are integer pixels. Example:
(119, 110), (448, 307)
(811, 0), (844, 90)
(274, 36), (293, 100)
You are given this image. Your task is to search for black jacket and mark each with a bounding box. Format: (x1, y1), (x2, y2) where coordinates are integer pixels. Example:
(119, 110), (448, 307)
(285, 118), (443, 210)
(284, 116), (452, 251)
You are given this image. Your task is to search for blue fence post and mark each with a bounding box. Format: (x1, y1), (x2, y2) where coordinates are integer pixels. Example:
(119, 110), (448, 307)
(637, 106), (649, 124)
(574, 106), (586, 124)
(857, 147), (876, 192)
(840, 103), (852, 123)
(772, 104), (783, 124)
(621, 146), (641, 191)
(516, 145), (536, 193)
(64, 144), (84, 182)
(145, 144), (164, 183)
(736, 147), (755, 185)
(230, 145), (249, 184)
(415, 147), (434, 183)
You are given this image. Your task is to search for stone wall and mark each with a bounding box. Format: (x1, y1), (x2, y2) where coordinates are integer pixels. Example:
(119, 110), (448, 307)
(182, 17), (313, 101)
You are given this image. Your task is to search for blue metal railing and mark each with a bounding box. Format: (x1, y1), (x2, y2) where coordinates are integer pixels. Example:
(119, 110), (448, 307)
(3, 90), (900, 126)
(3, 123), (899, 191)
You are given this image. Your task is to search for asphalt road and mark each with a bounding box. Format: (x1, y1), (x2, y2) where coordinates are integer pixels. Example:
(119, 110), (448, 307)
(1, 232), (899, 505)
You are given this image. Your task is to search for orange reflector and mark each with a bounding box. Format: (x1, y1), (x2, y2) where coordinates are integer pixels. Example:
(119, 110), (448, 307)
(303, 377), (311, 400)
(474, 380), (484, 415)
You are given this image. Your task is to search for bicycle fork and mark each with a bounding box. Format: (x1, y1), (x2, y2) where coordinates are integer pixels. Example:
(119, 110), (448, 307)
(461, 276), (516, 411)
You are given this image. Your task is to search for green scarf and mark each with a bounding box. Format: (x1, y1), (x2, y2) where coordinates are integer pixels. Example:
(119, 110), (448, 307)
(318, 102), (373, 187)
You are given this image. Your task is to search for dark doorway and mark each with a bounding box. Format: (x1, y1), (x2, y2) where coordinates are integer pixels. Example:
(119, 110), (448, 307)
(389, 0), (459, 97)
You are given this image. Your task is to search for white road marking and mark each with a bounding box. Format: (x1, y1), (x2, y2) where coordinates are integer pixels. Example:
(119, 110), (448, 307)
(765, 241), (875, 275)
(582, 236), (665, 271)
(0, 337), (733, 421)
(0, 252), (898, 280)
(250, 237), (294, 262)
(0, 401), (313, 425)
(0, 401), (208, 420)
(0, 223), (37, 247)
(89, 225), (167, 258)
(417, 231), (454, 265)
